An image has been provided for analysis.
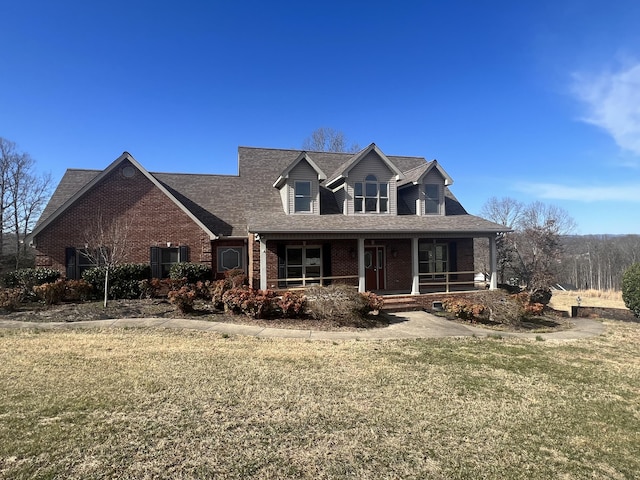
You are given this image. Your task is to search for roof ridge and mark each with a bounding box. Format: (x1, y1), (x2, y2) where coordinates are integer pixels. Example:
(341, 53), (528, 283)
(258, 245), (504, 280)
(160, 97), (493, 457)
(151, 171), (240, 178)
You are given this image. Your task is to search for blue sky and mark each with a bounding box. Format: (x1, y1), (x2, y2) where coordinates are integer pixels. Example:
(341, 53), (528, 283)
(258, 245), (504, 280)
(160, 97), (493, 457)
(1, 0), (640, 234)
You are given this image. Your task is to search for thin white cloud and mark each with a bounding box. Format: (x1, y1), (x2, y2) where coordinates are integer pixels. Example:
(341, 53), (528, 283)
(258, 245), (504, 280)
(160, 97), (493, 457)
(572, 63), (640, 156)
(517, 182), (640, 202)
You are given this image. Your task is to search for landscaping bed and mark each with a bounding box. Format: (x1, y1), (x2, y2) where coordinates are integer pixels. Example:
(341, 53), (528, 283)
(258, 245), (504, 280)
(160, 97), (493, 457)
(425, 289), (574, 333)
(0, 298), (390, 331)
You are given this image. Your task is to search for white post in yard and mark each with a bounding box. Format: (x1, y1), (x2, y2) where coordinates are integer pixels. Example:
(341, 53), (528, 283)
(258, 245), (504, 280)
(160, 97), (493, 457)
(411, 236), (420, 295)
(260, 237), (268, 290)
(489, 235), (498, 290)
(358, 237), (365, 292)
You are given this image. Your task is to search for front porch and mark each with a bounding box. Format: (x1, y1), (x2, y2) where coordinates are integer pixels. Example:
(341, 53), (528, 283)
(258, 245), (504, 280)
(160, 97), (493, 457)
(251, 235), (499, 294)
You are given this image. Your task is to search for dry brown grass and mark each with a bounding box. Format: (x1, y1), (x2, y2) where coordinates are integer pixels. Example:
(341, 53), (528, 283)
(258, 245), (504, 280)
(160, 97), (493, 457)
(549, 289), (627, 312)
(1, 321), (639, 479)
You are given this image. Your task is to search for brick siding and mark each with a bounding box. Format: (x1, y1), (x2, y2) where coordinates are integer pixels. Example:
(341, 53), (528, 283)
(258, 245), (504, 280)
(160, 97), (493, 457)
(34, 161), (212, 274)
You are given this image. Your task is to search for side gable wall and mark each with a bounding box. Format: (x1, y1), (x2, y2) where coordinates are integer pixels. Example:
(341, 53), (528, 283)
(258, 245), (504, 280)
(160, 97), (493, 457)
(33, 161), (212, 273)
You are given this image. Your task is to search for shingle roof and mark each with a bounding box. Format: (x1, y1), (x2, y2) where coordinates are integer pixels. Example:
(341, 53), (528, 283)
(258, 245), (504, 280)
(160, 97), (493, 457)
(35, 169), (100, 228)
(324, 143), (405, 187)
(34, 146), (509, 240)
(397, 160), (453, 187)
(247, 212), (506, 235)
(29, 152), (218, 243)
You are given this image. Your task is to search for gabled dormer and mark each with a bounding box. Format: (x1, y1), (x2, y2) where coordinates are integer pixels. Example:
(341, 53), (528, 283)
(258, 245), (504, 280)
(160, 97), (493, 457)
(273, 152), (326, 214)
(325, 143), (405, 215)
(397, 160), (453, 216)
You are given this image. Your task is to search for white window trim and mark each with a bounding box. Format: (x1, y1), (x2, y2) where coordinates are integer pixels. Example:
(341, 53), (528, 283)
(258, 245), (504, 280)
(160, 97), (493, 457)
(293, 180), (313, 213)
(424, 184), (442, 215)
(285, 245), (322, 286)
(419, 241), (448, 279)
(354, 175), (389, 214)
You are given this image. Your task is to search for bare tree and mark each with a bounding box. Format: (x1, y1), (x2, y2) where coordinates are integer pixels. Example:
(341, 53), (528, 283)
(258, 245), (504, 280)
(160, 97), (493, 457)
(512, 202), (576, 290)
(480, 196), (523, 228)
(6, 153), (51, 268)
(302, 127), (360, 153)
(558, 234), (640, 291)
(479, 197), (576, 290)
(0, 138), (16, 259)
(83, 213), (134, 307)
(0, 137), (51, 270)
(479, 196), (524, 283)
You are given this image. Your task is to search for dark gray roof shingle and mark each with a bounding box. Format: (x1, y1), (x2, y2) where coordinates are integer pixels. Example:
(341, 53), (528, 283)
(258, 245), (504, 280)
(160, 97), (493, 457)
(37, 146), (507, 238)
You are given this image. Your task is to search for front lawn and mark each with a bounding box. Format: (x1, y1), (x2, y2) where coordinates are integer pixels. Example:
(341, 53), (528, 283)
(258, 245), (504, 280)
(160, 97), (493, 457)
(0, 319), (638, 479)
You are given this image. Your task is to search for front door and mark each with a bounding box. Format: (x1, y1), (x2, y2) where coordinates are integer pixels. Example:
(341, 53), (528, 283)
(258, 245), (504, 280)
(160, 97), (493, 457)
(364, 246), (385, 291)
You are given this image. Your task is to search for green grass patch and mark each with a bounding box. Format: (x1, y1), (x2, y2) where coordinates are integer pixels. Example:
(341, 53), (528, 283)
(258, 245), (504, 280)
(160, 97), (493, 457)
(0, 321), (638, 479)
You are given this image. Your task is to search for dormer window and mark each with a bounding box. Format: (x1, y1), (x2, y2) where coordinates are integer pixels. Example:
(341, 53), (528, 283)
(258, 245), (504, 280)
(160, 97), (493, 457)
(425, 184), (441, 215)
(355, 175), (388, 213)
(294, 181), (312, 213)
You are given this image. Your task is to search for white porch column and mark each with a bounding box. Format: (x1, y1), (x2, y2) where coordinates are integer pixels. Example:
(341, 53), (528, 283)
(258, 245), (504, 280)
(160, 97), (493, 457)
(489, 235), (498, 290)
(260, 237), (268, 290)
(358, 237), (365, 292)
(411, 236), (420, 295)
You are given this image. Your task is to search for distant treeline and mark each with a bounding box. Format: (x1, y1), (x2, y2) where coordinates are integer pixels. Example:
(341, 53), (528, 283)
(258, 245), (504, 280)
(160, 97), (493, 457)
(557, 235), (640, 291)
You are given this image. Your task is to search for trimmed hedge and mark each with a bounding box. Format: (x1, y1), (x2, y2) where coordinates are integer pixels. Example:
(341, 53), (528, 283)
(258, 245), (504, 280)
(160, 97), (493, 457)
(2, 268), (61, 289)
(82, 263), (151, 299)
(169, 262), (212, 284)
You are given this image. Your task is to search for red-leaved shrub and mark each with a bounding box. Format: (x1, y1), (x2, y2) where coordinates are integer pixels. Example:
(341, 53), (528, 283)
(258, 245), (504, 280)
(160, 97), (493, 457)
(277, 291), (307, 318)
(168, 285), (197, 313)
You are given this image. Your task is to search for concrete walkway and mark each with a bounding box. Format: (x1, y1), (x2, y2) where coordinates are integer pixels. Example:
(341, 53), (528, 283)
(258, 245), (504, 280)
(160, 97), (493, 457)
(0, 311), (605, 341)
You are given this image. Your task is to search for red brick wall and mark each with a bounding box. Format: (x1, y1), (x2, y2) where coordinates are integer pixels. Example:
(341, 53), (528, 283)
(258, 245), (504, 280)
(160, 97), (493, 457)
(34, 161), (212, 274)
(377, 239), (412, 291)
(456, 238), (474, 283)
(250, 238), (260, 288)
(329, 239), (359, 286)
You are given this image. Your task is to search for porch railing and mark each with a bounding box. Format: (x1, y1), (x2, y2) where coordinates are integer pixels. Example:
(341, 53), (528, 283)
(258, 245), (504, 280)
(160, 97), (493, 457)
(265, 271), (486, 293)
(268, 274), (360, 290)
(419, 270), (483, 293)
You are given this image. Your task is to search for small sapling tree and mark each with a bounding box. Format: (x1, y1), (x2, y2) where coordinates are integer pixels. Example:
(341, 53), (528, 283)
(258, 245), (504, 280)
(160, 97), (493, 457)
(83, 214), (134, 307)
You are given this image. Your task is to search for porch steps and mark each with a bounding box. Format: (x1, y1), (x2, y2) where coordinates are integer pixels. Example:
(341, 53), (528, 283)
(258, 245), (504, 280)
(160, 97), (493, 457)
(381, 296), (423, 313)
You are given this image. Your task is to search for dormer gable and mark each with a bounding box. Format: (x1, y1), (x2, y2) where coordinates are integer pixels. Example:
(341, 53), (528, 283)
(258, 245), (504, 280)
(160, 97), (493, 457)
(273, 152), (326, 215)
(398, 160), (453, 216)
(397, 159), (453, 187)
(273, 152), (326, 188)
(324, 143), (404, 189)
(322, 144), (406, 215)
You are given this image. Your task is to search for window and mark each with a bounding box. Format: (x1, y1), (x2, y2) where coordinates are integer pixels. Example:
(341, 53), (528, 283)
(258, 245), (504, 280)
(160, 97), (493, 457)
(355, 175), (388, 213)
(285, 246), (321, 286)
(160, 248), (179, 278)
(217, 246), (245, 273)
(65, 247), (107, 280)
(150, 245), (189, 278)
(419, 242), (448, 279)
(425, 184), (441, 215)
(294, 181), (312, 213)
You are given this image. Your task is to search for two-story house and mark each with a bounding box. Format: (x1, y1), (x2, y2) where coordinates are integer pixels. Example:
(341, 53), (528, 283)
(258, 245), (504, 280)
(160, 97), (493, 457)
(26, 143), (507, 294)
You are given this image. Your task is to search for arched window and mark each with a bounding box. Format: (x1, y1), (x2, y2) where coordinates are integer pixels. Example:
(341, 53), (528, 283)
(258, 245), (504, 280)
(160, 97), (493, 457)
(354, 175), (388, 213)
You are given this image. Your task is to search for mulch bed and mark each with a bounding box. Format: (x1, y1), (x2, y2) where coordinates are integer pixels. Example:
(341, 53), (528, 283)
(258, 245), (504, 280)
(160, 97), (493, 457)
(0, 299), (390, 331)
